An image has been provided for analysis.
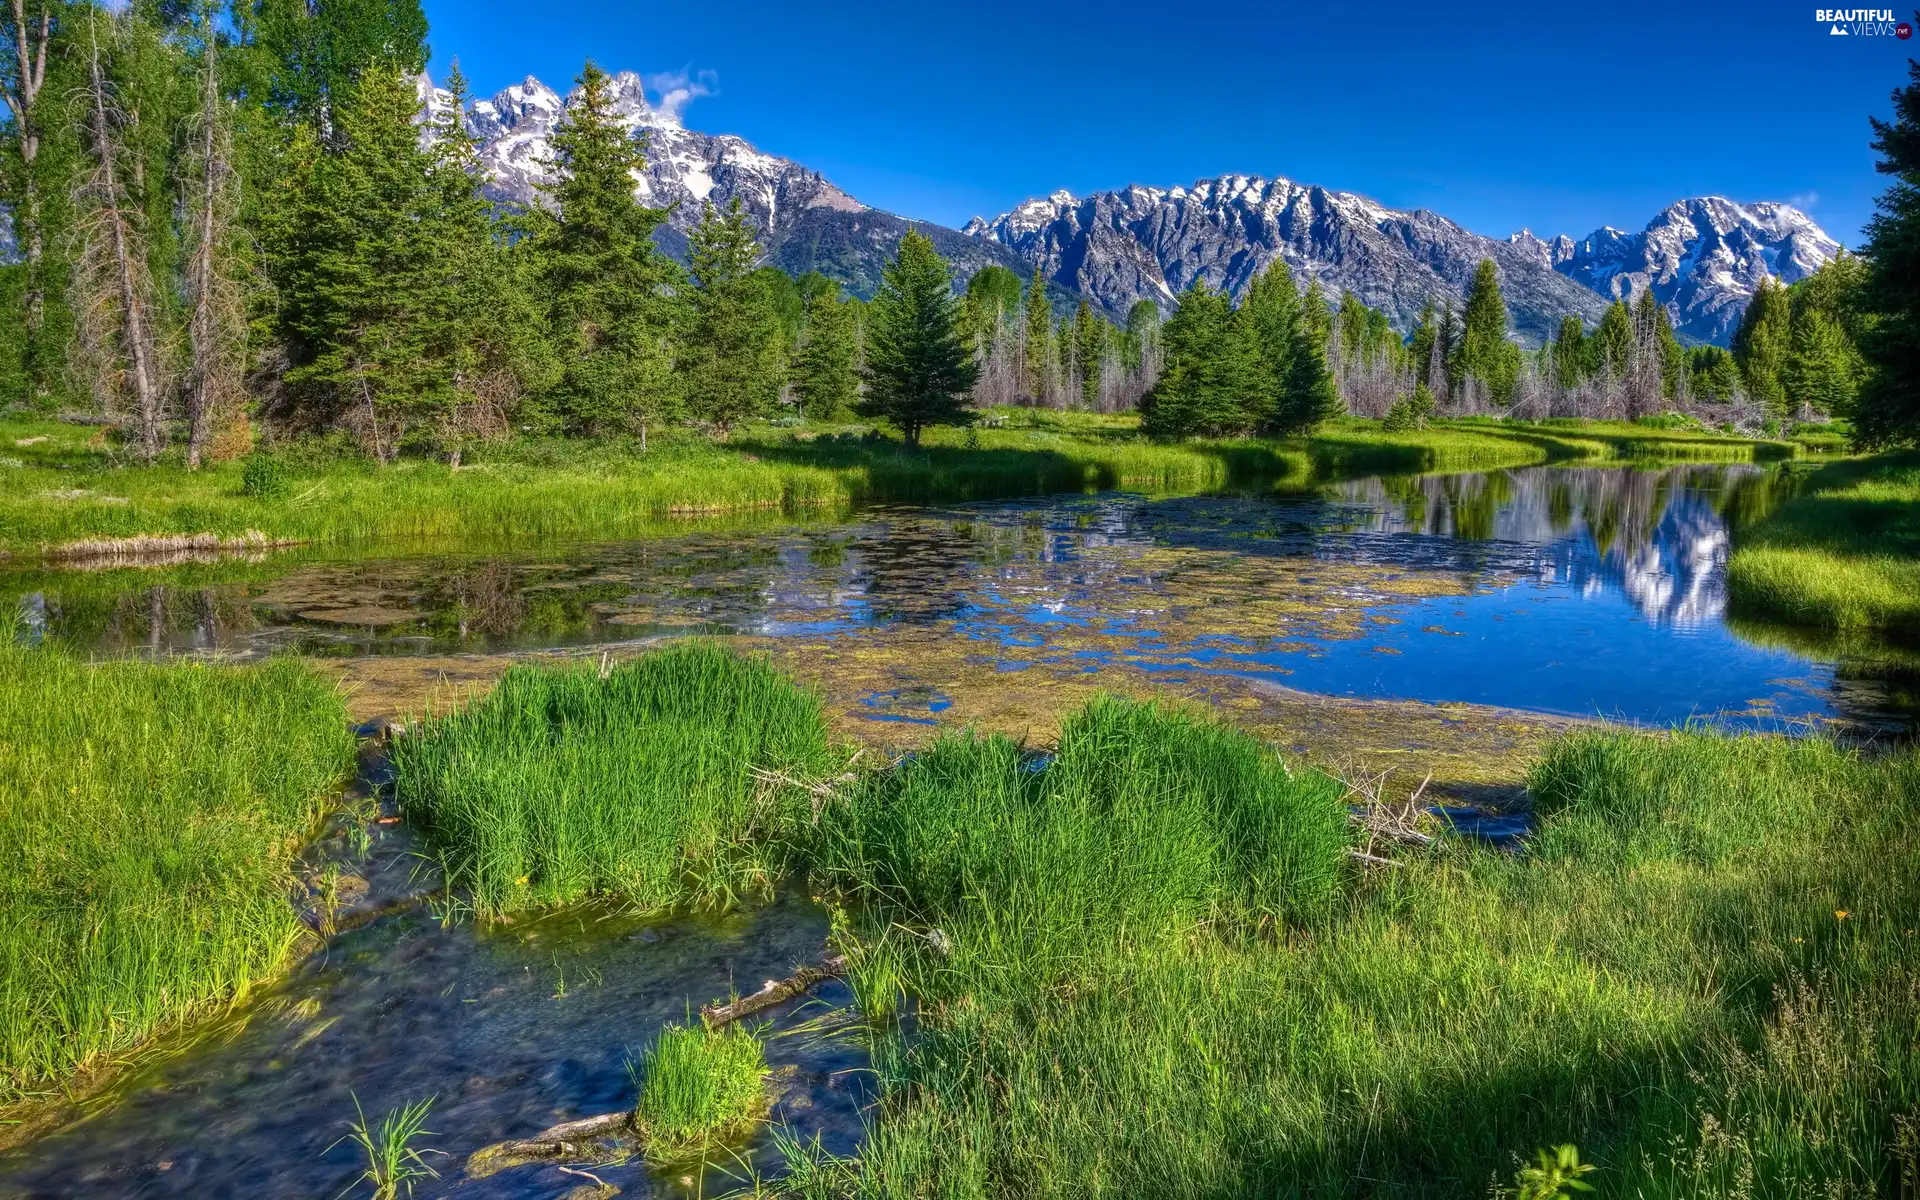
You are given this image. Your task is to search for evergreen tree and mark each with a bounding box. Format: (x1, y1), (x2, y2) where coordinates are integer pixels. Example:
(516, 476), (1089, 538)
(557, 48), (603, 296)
(1858, 55), (1920, 444)
(1731, 277), (1791, 413)
(1594, 300), (1633, 378)
(1272, 303), (1342, 434)
(680, 198), (784, 436)
(1240, 259), (1299, 425)
(792, 286), (858, 420)
(1073, 300), (1107, 407)
(1022, 267), (1051, 400)
(425, 62), (549, 461)
(521, 60), (680, 437)
(1551, 315), (1588, 387)
(856, 230), (976, 446)
(1452, 258), (1518, 402)
(1139, 284), (1264, 437)
(279, 64), (452, 462)
(1408, 302), (1438, 389)
(1336, 290), (1370, 362)
(1784, 307), (1860, 416)
(1688, 345), (1742, 404)
(248, 0), (430, 129)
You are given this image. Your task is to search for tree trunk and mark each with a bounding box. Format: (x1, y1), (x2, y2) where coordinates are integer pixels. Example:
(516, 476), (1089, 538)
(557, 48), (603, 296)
(6, 1), (52, 353)
(184, 15), (224, 470)
(84, 21), (163, 462)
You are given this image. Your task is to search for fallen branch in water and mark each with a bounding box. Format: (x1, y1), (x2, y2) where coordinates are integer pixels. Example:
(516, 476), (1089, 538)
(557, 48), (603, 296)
(498, 1110), (632, 1158)
(702, 954), (848, 1029)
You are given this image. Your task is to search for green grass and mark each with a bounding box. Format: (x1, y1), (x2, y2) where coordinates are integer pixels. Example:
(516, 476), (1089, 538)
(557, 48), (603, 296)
(1727, 453), (1920, 636)
(0, 642), (353, 1103)
(633, 1022), (770, 1161)
(391, 642), (838, 917)
(0, 414), (1792, 559)
(383, 649), (1916, 1195)
(335, 1094), (441, 1200)
(786, 726), (1918, 1199)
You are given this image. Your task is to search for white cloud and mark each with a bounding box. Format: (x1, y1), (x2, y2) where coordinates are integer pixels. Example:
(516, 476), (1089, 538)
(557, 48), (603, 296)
(1787, 191), (1820, 210)
(644, 68), (718, 126)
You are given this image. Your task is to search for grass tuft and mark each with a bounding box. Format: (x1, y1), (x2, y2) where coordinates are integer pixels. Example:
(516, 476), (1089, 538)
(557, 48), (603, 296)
(632, 1022), (769, 1161)
(391, 642), (838, 917)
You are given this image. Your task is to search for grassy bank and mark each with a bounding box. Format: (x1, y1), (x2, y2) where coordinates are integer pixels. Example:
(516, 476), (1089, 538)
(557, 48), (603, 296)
(1, 414), (1792, 560)
(1727, 452), (1920, 637)
(388, 647), (1916, 1196)
(0, 643), (352, 1104)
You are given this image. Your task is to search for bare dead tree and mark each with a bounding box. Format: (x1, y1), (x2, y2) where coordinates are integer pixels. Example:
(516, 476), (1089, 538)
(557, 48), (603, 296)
(181, 4), (247, 469)
(71, 9), (167, 460)
(3, 0), (53, 346)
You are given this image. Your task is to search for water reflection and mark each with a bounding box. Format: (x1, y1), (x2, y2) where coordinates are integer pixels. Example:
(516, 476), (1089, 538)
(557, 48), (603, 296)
(6, 464), (1909, 731)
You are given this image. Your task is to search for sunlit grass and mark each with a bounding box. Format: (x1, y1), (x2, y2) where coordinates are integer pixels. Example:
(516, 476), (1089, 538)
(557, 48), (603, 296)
(391, 642), (838, 917)
(1727, 453), (1920, 636)
(0, 642), (352, 1102)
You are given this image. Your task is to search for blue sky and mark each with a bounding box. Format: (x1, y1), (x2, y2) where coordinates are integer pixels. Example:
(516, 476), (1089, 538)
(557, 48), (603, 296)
(423, 0), (1906, 247)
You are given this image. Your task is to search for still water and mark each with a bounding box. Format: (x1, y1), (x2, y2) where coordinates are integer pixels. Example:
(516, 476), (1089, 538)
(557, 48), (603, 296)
(10, 463), (1913, 730)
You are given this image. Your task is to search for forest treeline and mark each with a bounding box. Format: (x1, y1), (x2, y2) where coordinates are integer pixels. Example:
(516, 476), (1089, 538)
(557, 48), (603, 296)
(3, 0), (1917, 459)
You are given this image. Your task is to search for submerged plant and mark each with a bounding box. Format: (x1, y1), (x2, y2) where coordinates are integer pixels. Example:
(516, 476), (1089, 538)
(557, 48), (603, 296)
(632, 1022), (769, 1161)
(333, 1094), (440, 1200)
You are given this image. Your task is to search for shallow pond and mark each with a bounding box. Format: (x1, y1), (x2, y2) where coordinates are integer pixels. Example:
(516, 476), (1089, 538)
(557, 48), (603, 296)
(0, 892), (866, 1199)
(10, 462), (1914, 732)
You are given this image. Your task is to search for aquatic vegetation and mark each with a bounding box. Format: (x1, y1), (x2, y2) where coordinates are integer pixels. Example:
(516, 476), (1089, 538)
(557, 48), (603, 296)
(333, 1094), (440, 1200)
(0, 642), (352, 1103)
(1727, 452), (1920, 637)
(391, 642), (839, 916)
(632, 1023), (769, 1161)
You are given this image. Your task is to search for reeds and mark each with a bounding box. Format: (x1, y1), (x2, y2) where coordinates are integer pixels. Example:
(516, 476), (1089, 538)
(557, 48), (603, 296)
(0, 642), (352, 1102)
(391, 642), (838, 917)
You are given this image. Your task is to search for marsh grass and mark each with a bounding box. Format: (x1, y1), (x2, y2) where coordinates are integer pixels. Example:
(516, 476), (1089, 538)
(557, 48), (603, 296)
(391, 642), (838, 917)
(632, 1022), (769, 1162)
(0, 641), (352, 1104)
(1727, 453), (1920, 636)
(788, 726), (1919, 1198)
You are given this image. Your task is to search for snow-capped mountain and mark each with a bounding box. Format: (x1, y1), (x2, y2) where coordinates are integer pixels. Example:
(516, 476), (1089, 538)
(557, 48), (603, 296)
(966, 180), (1844, 346)
(423, 70), (1028, 297)
(962, 177), (1612, 345)
(1515, 198), (1842, 344)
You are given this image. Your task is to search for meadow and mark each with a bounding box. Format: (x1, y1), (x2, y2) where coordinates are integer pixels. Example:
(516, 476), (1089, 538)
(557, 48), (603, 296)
(0, 640), (352, 1108)
(1727, 452), (1920, 638)
(0, 412), (1795, 561)
(385, 645), (1919, 1198)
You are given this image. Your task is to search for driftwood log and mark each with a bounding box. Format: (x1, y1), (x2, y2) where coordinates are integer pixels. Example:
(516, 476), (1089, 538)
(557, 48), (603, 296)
(496, 1110), (632, 1158)
(701, 954), (848, 1029)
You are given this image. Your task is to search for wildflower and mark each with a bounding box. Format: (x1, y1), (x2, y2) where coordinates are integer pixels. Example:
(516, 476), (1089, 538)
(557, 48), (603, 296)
(1835, 910), (1849, 920)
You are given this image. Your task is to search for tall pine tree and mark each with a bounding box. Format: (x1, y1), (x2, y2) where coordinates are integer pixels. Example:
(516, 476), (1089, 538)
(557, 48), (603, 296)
(792, 285), (859, 420)
(856, 230), (976, 447)
(1139, 284), (1264, 437)
(1731, 277), (1791, 414)
(680, 197), (784, 436)
(280, 64), (451, 462)
(522, 60), (680, 438)
(1022, 267), (1051, 402)
(1452, 258), (1519, 403)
